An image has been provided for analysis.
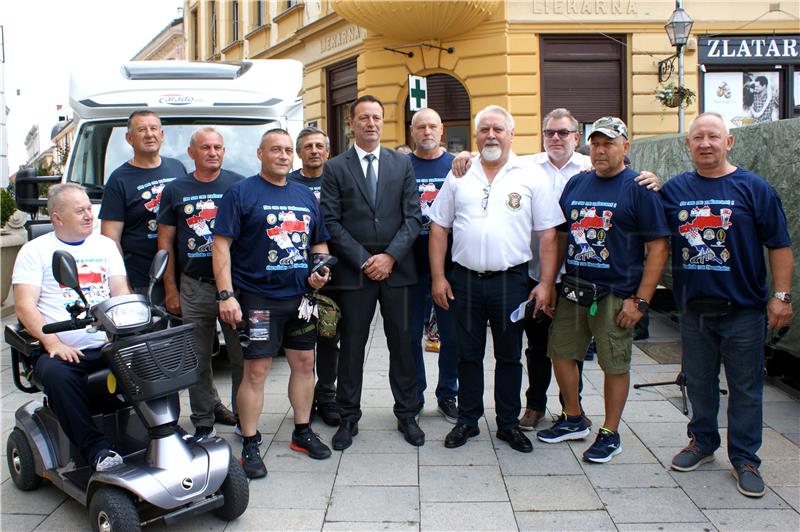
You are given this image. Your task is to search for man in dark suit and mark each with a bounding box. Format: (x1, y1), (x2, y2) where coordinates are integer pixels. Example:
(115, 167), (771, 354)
(321, 95), (424, 450)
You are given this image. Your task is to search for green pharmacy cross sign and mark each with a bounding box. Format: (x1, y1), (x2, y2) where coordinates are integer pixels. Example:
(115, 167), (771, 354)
(408, 75), (428, 111)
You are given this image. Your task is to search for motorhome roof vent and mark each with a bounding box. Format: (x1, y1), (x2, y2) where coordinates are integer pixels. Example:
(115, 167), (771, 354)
(121, 61), (252, 80)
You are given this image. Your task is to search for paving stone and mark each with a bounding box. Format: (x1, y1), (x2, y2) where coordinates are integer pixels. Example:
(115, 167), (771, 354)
(418, 438), (498, 466)
(616, 523), (718, 531)
(30, 499), (87, 531)
(326, 486), (419, 522)
(337, 453), (418, 486)
(226, 508), (326, 531)
(0, 514), (46, 532)
(422, 501), (517, 530)
(515, 510), (616, 531)
(339, 429), (421, 454)
(356, 408), (404, 431)
(583, 463), (677, 488)
(627, 421), (692, 449)
(497, 444), (584, 476)
(671, 469), (789, 509)
(419, 465), (507, 503)
(0, 479), (67, 515)
(762, 401), (800, 435)
(621, 400), (689, 423)
(323, 521), (418, 531)
(760, 428), (800, 459)
(598, 487), (706, 523)
(773, 486), (800, 512)
(246, 470), (335, 509)
(783, 433), (800, 446)
(361, 388), (398, 408)
(506, 475), (603, 511)
(759, 458), (800, 487)
(703, 508), (800, 531)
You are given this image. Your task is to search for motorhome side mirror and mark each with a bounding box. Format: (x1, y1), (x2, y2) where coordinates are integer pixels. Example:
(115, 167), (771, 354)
(149, 249), (169, 283)
(52, 250), (80, 291)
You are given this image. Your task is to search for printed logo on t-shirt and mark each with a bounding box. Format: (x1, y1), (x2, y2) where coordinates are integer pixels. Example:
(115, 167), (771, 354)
(264, 208), (311, 270)
(676, 202), (733, 271)
(185, 199), (218, 255)
(418, 178), (446, 234)
(58, 260), (110, 306)
(141, 183), (166, 214)
(506, 192), (522, 211)
(566, 203), (615, 268)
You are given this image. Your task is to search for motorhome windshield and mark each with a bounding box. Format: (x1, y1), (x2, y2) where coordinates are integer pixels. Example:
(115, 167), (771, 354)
(67, 118), (278, 199)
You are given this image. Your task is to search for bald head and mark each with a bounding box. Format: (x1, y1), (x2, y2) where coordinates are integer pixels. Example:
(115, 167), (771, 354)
(686, 112), (735, 177)
(411, 108), (444, 157)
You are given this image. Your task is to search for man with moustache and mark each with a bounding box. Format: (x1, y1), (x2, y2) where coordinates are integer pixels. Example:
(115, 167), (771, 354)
(539, 117), (669, 464)
(287, 126), (341, 426)
(157, 127), (245, 440)
(407, 107), (458, 422)
(100, 110), (186, 297)
(428, 105), (564, 453)
(213, 129), (333, 478)
(661, 112), (792, 497)
(13, 184), (130, 471)
(320, 95), (424, 450)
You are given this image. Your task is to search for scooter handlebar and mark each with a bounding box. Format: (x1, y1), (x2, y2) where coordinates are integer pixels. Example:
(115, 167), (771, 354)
(42, 317), (94, 334)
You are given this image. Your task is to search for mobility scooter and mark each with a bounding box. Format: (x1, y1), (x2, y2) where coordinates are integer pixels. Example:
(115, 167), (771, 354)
(5, 249), (249, 531)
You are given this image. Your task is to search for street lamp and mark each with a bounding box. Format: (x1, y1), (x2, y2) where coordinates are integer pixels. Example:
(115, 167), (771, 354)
(664, 1), (694, 132)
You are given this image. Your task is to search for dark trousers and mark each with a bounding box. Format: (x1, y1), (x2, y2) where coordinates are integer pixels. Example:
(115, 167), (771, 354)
(524, 280), (583, 412)
(452, 263), (529, 430)
(34, 349), (110, 464)
(315, 333), (340, 405)
(333, 282), (419, 421)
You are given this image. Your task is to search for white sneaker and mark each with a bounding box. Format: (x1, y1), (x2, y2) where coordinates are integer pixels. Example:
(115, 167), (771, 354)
(95, 449), (124, 471)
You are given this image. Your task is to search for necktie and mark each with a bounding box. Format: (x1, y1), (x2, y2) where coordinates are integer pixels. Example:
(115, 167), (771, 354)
(364, 153), (377, 204)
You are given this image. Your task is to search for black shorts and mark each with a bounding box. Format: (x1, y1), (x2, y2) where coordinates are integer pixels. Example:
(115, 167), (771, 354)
(238, 291), (317, 359)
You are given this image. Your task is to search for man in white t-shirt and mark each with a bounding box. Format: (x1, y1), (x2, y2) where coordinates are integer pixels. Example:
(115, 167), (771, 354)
(428, 105), (565, 453)
(12, 184), (130, 471)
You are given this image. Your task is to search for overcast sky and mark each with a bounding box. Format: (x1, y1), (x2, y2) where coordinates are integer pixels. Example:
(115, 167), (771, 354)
(2, 0), (183, 172)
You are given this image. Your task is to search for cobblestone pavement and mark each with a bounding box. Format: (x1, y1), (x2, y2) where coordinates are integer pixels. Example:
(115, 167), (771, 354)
(1, 309), (798, 531)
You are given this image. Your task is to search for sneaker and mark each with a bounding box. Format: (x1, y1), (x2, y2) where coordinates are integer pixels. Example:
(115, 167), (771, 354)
(194, 426), (216, 441)
(537, 413), (590, 443)
(234, 424), (263, 446)
(95, 449), (124, 471)
(671, 437), (715, 472)
(583, 428), (622, 463)
(241, 441), (267, 479)
(437, 397), (458, 424)
(175, 424), (200, 444)
(732, 463), (765, 498)
(290, 428), (332, 460)
(519, 409), (545, 431)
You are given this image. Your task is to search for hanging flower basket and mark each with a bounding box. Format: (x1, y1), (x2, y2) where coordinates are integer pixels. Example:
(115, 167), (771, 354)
(655, 83), (696, 108)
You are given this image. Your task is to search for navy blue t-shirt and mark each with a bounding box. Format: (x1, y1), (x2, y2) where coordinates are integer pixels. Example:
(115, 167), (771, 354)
(660, 167), (791, 309)
(99, 157), (187, 287)
(559, 167), (670, 298)
(157, 169), (244, 279)
(213, 175), (330, 299)
(410, 151), (455, 276)
(287, 170), (322, 203)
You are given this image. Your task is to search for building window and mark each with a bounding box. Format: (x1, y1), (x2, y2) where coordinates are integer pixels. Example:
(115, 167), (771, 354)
(231, 0), (239, 42)
(210, 0), (217, 54)
(327, 58), (358, 156)
(287, 0), (297, 9)
(191, 8), (199, 60)
(255, 0), (265, 29)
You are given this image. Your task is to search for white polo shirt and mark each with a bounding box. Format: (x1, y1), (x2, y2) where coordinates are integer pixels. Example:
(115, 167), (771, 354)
(527, 151), (591, 282)
(428, 153), (565, 273)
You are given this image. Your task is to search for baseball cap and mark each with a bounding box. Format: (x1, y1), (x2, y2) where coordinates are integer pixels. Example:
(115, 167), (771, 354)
(589, 116), (628, 140)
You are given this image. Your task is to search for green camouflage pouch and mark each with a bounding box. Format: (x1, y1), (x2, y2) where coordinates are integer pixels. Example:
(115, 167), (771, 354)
(314, 292), (340, 338)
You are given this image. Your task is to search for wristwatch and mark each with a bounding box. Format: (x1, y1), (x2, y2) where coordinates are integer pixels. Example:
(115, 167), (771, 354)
(773, 292), (792, 304)
(216, 290), (236, 301)
(631, 295), (649, 313)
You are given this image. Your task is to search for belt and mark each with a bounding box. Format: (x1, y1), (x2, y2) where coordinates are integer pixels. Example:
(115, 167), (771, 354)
(183, 272), (216, 285)
(461, 263), (527, 278)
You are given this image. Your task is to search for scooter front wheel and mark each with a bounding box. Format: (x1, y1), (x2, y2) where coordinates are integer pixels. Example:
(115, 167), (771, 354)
(213, 454), (249, 521)
(7, 428), (42, 491)
(89, 486), (141, 532)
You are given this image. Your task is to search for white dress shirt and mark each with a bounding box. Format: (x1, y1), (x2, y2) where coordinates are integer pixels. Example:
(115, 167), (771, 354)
(354, 144), (381, 182)
(527, 151), (591, 282)
(428, 153), (565, 273)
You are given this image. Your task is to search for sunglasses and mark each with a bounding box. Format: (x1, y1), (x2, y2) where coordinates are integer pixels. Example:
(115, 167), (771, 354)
(481, 185), (491, 210)
(543, 129), (577, 139)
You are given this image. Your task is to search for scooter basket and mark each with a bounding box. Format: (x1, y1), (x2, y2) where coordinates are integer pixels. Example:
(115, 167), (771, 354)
(102, 323), (199, 402)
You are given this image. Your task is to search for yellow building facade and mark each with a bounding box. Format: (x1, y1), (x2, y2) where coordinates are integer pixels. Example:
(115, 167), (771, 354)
(184, 0), (799, 155)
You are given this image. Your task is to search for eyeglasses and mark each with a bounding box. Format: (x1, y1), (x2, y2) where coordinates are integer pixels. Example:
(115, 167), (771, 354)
(543, 129), (577, 139)
(481, 185), (491, 210)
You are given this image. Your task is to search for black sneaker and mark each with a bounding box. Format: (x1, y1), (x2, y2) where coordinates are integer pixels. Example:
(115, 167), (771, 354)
(241, 441), (267, 479)
(194, 426), (216, 441)
(437, 397), (458, 424)
(315, 402), (341, 427)
(582, 428), (622, 463)
(291, 428), (332, 460)
(537, 413), (590, 443)
(94, 449), (124, 471)
(235, 424), (263, 446)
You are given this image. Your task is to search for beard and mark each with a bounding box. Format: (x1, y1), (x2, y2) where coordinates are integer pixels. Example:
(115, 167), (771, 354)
(481, 145), (502, 162)
(417, 138), (439, 152)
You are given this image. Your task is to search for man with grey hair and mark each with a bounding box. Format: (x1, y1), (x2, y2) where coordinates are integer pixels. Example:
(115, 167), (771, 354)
(428, 105), (564, 453)
(13, 183), (130, 471)
(157, 127), (244, 440)
(287, 126), (341, 426)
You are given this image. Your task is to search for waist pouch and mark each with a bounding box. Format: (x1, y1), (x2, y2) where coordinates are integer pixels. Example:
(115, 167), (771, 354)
(685, 297), (733, 318)
(314, 293), (341, 338)
(561, 274), (610, 316)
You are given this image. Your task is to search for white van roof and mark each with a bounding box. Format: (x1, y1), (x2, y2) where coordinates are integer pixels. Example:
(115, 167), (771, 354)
(69, 60), (303, 120)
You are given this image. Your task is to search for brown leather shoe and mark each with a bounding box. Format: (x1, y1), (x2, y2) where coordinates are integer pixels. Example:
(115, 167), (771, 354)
(518, 409), (545, 431)
(214, 404), (239, 426)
